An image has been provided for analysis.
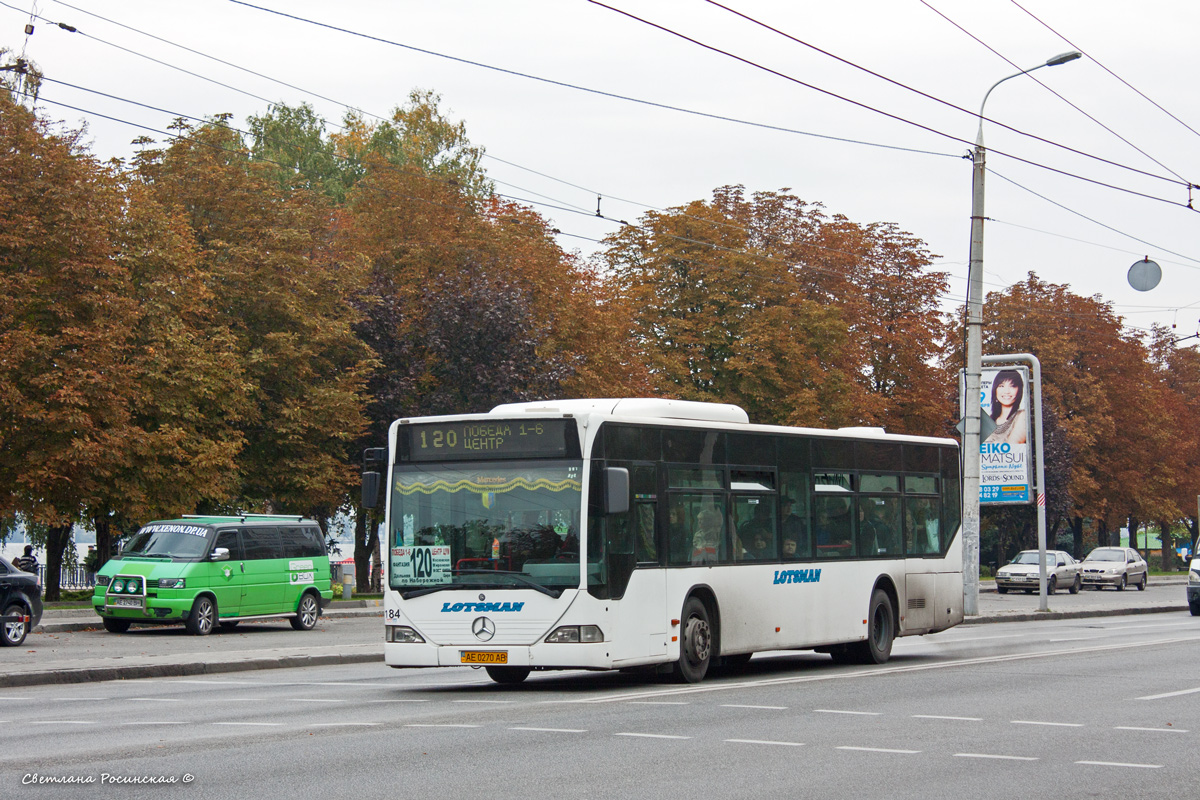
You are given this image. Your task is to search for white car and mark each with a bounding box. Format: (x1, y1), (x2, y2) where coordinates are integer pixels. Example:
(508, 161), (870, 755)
(1081, 547), (1148, 591)
(995, 550), (1082, 595)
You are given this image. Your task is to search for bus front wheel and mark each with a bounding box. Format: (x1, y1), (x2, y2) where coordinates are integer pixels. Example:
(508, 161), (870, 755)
(485, 666), (530, 684)
(673, 597), (712, 683)
(846, 589), (894, 665)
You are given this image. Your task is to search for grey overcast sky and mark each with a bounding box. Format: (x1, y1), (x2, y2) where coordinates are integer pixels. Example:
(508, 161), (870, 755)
(5, 0), (1199, 340)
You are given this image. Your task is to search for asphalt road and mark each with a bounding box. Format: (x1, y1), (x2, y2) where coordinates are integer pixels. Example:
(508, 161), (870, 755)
(3, 609), (1198, 800)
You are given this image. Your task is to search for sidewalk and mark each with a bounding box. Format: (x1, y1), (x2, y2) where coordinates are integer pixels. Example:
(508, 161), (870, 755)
(6, 581), (1191, 689)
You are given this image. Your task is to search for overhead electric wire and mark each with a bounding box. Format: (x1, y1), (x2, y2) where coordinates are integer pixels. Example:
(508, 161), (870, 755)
(988, 169), (1200, 267)
(10, 0), (962, 243)
(918, 0), (1193, 186)
(703, 0), (1194, 191)
(11, 89), (1180, 344)
(1007, 0), (1200, 144)
(583, 1), (1195, 211)
(226, 0), (956, 161)
(11, 6), (1194, 337)
(49, 0), (376, 124)
(0, 0), (280, 108)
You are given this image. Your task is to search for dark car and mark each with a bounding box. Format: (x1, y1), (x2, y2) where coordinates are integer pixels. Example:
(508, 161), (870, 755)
(0, 555), (43, 646)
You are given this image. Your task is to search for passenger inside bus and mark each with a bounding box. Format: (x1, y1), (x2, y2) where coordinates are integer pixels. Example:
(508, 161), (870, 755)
(691, 509), (721, 565)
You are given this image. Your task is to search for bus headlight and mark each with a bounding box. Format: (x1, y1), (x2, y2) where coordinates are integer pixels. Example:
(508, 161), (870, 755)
(386, 626), (425, 643)
(545, 625), (604, 644)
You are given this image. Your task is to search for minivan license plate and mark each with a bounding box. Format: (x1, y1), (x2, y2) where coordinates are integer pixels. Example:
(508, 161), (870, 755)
(109, 597), (142, 608)
(460, 651), (507, 664)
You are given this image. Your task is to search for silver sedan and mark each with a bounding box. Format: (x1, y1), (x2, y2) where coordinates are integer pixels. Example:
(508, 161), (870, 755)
(1081, 547), (1148, 591)
(995, 550), (1082, 595)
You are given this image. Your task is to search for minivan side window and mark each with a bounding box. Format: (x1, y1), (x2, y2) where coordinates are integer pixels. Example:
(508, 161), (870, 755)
(282, 526), (325, 558)
(213, 530), (243, 560)
(241, 527), (282, 560)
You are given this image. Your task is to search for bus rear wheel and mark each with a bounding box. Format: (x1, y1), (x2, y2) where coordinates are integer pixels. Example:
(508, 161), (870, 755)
(845, 589), (894, 665)
(485, 666), (530, 684)
(673, 597), (712, 683)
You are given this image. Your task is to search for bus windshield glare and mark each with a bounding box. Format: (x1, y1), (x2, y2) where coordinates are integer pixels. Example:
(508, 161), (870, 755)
(389, 461), (583, 596)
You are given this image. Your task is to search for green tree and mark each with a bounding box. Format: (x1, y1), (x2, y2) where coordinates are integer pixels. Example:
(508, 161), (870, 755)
(138, 117), (374, 517)
(0, 96), (136, 598)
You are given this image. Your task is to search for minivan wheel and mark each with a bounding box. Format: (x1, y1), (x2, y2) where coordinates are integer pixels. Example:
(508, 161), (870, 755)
(290, 593), (320, 631)
(185, 596), (216, 636)
(102, 617), (131, 633)
(1, 604), (27, 646)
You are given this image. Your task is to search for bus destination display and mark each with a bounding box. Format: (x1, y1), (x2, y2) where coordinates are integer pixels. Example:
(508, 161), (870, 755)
(406, 420), (573, 461)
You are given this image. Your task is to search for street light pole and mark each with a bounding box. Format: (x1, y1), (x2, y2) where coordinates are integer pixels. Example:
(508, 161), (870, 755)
(963, 51), (1080, 616)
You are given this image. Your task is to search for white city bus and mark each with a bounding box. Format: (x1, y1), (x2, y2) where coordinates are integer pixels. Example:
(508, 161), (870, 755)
(364, 398), (963, 684)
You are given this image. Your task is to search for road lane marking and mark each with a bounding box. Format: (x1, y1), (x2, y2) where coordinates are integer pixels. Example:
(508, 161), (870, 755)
(721, 704), (787, 710)
(815, 709), (881, 716)
(1076, 760), (1162, 769)
(453, 700), (513, 704)
(837, 746), (920, 754)
(1138, 686), (1200, 700)
(212, 722), (284, 727)
(955, 753), (1038, 761)
(120, 722), (184, 726)
(1048, 637), (1092, 643)
(1115, 726), (1188, 733)
(630, 701), (689, 705)
(572, 635), (1200, 703)
(1011, 720), (1083, 727)
(615, 732), (690, 739)
(30, 721), (94, 725)
(726, 739), (804, 747)
(509, 727), (587, 733)
(913, 715), (981, 721)
(307, 722), (381, 727)
(126, 697), (181, 702)
(405, 724), (480, 728)
(286, 698), (343, 703)
(371, 699), (429, 703)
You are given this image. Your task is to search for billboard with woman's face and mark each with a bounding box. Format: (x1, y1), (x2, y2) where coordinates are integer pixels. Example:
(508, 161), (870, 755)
(979, 367), (1032, 504)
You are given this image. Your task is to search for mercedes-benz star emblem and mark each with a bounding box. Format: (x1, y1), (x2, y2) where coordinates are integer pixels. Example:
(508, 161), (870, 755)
(472, 616), (496, 642)
(478, 593), (486, 602)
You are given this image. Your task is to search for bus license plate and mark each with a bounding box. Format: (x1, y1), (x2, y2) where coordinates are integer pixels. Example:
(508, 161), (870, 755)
(460, 651), (507, 665)
(108, 597), (142, 608)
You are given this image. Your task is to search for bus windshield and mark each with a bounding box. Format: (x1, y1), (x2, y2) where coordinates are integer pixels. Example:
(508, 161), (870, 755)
(389, 461), (583, 596)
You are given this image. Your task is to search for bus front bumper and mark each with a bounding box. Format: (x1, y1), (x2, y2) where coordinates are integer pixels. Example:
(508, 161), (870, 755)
(384, 641), (615, 670)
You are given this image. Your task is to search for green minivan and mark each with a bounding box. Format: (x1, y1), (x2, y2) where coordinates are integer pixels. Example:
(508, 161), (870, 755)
(93, 515), (333, 635)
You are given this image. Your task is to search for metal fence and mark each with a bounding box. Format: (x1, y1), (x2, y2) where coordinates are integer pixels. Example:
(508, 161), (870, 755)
(36, 566), (95, 591)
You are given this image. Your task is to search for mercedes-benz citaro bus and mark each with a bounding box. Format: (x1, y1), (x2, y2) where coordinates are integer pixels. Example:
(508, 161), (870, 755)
(93, 515), (332, 636)
(363, 399), (963, 684)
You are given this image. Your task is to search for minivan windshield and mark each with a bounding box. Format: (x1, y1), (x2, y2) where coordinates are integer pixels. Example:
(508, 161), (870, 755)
(121, 523), (213, 560)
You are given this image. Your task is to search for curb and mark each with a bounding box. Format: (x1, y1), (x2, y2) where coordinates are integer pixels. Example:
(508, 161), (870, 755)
(4, 651), (385, 688)
(961, 604), (1187, 625)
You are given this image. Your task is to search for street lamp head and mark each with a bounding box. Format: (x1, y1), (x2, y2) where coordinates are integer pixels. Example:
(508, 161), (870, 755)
(1045, 51), (1082, 67)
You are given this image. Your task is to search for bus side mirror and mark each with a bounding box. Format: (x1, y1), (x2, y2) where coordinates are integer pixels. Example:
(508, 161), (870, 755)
(602, 467), (630, 516)
(362, 471), (382, 510)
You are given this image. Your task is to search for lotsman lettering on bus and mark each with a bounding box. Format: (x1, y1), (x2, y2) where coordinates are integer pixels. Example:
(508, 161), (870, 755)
(440, 602), (525, 613)
(772, 569), (822, 585)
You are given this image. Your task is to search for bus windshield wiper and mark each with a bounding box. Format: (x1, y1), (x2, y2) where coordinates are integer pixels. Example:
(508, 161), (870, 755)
(400, 585), (457, 599)
(453, 569), (560, 597)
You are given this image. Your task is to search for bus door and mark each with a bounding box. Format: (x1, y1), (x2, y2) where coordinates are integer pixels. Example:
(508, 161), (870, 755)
(608, 466), (668, 661)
